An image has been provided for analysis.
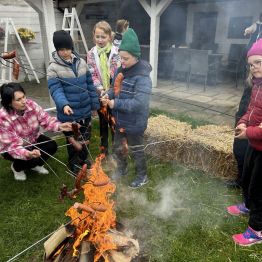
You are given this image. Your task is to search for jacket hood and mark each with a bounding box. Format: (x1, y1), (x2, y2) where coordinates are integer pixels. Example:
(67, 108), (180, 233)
(122, 59), (152, 78)
(50, 51), (80, 66)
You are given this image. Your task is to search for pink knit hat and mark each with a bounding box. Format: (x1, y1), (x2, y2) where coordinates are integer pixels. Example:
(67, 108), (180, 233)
(247, 39), (262, 57)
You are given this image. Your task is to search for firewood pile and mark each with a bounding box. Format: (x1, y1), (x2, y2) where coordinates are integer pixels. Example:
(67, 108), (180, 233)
(145, 115), (237, 180)
(44, 155), (139, 262)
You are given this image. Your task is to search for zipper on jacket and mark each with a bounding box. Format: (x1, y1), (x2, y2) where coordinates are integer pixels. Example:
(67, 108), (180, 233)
(248, 85), (261, 123)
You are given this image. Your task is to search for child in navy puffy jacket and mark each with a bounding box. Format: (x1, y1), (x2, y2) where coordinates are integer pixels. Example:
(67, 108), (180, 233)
(102, 28), (152, 188)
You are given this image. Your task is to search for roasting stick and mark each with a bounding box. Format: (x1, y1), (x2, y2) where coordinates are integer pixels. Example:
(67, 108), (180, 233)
(0, 54), (239, 161)
(6, 214), (92, 262)
(0, 135), (66, 155)
(39, 155), (60, 179)
(0, 56), (237, 119)
(0, 131), (235, 158)
(75, 123), (94, 162)
(0, 126), (76, 177)
(0, 128), (91, 155)
(128, 129), (234, 153)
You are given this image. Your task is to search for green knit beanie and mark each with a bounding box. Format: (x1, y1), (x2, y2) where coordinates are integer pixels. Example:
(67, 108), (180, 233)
(119, 28), (141, 58)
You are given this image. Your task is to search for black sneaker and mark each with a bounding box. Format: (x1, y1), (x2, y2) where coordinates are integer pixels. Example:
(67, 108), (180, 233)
(129, 177), (148, 189)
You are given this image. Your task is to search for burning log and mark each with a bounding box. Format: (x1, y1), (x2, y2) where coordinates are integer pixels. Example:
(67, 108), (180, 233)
(107, 229), (139, 262)
(47, 155), (139, 262)
(44, 224), (75, 260)
(79, 241), (91, 262)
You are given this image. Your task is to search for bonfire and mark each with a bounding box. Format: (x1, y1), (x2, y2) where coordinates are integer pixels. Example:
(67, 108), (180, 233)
(44, 155), (139, 262)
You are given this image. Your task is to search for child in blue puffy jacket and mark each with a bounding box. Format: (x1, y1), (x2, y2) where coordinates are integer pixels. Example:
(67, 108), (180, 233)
(47, 30), (99, 173)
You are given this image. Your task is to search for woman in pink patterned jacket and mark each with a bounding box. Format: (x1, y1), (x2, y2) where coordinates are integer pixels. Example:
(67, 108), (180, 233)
(0, 83), (72, 181)
(87, 21), (120, 155)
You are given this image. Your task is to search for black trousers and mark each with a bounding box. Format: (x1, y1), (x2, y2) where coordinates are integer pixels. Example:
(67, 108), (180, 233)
(63, 118), (91, 170)
(98, 109), (114, 155)
(3, 134), (57, 172)
(113, 130), (147, 180)
(233, 138), (249, 186)
(242, 145), (262, 231)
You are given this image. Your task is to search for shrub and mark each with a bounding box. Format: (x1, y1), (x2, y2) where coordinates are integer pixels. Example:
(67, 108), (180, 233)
(17, 27), (36, 41)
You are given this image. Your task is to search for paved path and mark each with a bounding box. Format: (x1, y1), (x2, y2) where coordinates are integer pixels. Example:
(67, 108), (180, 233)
(22, 77), (244, 127)
(151, 79), (244, 127)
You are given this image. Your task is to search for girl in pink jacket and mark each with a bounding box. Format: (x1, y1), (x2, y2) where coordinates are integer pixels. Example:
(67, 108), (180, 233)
(227, 39), (262, 246)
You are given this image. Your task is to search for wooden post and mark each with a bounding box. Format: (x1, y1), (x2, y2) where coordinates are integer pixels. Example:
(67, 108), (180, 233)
(149, 0), (160, 88)
(25, 0), (56, 106)
(138, 0), (172, 88)
(25, 0), (56, 68)
(41, 0), (57, 67)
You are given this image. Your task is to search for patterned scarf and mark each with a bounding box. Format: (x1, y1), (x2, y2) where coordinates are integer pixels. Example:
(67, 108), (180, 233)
(97, 43), (112, 90)
(252, 77), (262, 86)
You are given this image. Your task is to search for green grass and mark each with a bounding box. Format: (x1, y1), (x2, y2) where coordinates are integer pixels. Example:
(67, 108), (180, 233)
(0, 115), (261, 261)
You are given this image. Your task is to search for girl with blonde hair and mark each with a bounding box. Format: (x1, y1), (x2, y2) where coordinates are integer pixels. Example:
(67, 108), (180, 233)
(87, 21), (120, 155)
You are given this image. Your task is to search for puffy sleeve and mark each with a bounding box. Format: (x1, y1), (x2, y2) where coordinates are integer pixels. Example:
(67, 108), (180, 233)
(47, 64), (70, 112)
(0, 118), (30, 160)
(86, 70), (100, 110)
(114, 77), (152, 113)
(32, 101), (60, 131)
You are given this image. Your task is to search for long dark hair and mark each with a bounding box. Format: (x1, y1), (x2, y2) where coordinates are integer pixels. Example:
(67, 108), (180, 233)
(0, 82), (25, 112)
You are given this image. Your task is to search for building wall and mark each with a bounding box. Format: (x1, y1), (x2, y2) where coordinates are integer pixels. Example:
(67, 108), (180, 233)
(79, 2), (120, 50)
(0, 0), (63, 82)
(0, 1), (44, 81)
(186, 0), (261, 60)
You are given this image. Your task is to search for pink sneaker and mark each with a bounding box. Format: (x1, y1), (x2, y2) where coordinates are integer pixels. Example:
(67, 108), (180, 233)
(233, 227), (262, 246)
(227, 203), (249, 216)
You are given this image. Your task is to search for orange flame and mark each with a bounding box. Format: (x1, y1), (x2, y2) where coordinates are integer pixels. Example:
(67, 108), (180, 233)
(65, 155), (117, 261)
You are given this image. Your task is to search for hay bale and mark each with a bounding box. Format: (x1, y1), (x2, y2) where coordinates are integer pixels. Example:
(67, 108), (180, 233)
(145, 115), (192, 139)
(144, 115), (237, 180)
(188, 125), (237, 179)
(144, 115), (192, 163)
(145, 115), (192, 163)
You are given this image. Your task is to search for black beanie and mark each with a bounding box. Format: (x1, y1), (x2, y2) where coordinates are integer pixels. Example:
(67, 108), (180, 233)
(53, 30), (73, 51)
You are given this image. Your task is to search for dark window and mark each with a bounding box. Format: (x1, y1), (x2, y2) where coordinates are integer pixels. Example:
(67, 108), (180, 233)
(228, 17), (253, 39)
(192, 12), (218, 51)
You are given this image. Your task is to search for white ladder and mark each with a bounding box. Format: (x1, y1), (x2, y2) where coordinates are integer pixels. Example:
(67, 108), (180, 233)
(19, 55), (32, 81)
(62, 8), (89, 57)
(0, 18), (40, 84)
